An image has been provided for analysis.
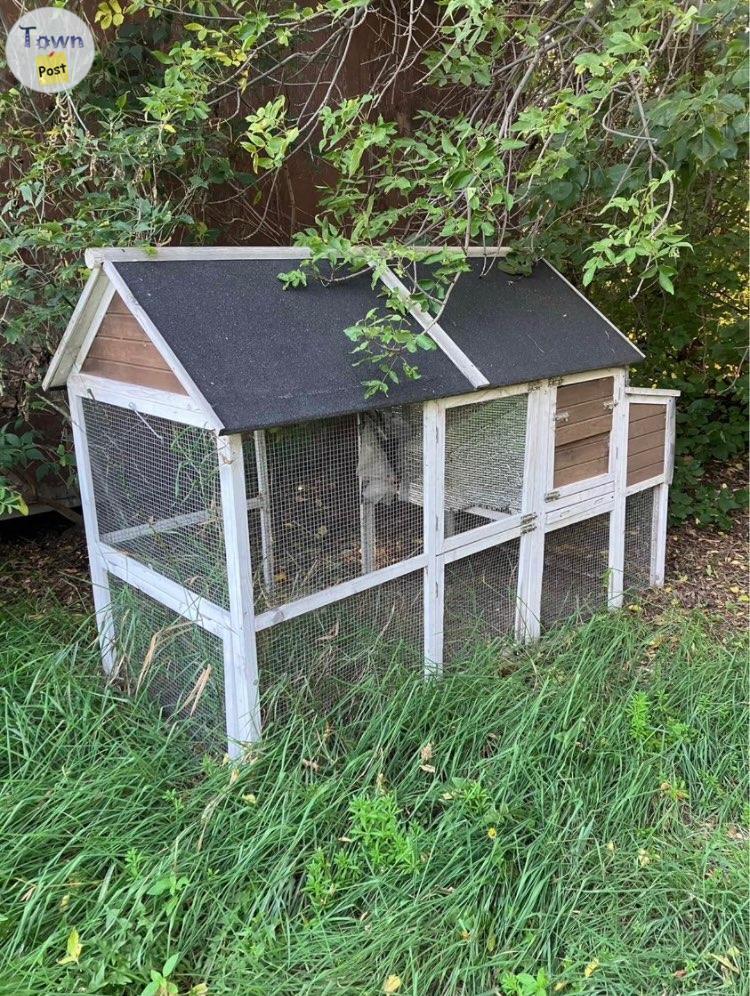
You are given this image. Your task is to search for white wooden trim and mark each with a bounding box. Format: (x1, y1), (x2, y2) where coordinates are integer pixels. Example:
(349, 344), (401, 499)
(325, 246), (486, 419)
(101, 259), (219, 420)
(423, 401), (446, 674)
(68, 372), (222, 430)
(650, 482), (669, 587)
(253, 430), (276, 592)
(68, 390), (117, 673)
(85, 246), (313, 266)
(515, 385), (552, 642)
(545, 473), (613, 505)
(441, 512), (523, 556)
(44, 268), (110, 390)
(84, 245), (510, 268)
(100, 495), (263, 547)
(378, 268), (490, 389)
(442, 381), (530, 410)
(551, 366), (623, 387)
(356, 415), (377, 574)
(217, 434), (262, 753)
(70, 280), (117, 377)
(545, 493), (615, 532)
(542, 261), (646, 360)
(254, 554), (428, 632)
(625, 386), (680, 399)
(626, 474), (665, 496)
(98, 542), (231, 638)
(607, 370), (629, 608)
(441, 522), (522, 566)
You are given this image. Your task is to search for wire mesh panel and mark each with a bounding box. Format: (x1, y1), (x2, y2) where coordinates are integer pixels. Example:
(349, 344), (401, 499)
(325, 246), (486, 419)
(245, 407), (423, 612)
(444, 394), (527, 536)
(623, 488), (654, 592)
(540, 514), (610, 628)
(82, 399), (227, 605)
(443, 538), (520, 665)
(109, 577), (226, 750)
(256, 571), (423, 718)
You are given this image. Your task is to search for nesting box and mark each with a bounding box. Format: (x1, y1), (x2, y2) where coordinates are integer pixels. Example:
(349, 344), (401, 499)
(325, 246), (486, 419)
(45, 247), (678, 754)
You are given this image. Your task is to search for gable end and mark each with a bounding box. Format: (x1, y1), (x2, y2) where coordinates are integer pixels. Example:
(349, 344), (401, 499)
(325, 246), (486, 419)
(81, 292), (186, 394)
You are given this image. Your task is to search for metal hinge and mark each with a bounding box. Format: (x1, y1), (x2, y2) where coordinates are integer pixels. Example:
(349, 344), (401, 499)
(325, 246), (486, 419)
(602, 400), (617, 411)
(521, 513), (536, 525)
(553, 410), (569, 423)
(545, 490), (561, 502)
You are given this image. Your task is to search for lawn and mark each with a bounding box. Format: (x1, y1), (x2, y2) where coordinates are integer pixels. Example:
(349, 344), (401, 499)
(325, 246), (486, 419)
(0, 601), (746, 995)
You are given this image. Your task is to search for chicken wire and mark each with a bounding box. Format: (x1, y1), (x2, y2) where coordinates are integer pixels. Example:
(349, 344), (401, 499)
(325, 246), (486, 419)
(540, 514), (610, 628)
(443, 538), (520, 665)
(624, 488), (654, 592)
(444, 394), (527, 536)
(82, 399), (227, 606)
(245, 407), (423, 612)
(108, 577), (226, 750)
(256, 571), (423, 720)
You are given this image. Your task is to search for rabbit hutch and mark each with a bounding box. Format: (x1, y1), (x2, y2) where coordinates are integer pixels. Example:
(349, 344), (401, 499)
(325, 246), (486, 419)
(44, 247), (678, 755)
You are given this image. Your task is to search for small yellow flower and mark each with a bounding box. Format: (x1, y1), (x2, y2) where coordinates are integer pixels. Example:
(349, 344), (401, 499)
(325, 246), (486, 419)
(487, 826), (497, 839)
(242, 793), (257, 805)
(606, 841), (615, 853)
(382, 975), (402, 994)
(584, 959), (600, 978)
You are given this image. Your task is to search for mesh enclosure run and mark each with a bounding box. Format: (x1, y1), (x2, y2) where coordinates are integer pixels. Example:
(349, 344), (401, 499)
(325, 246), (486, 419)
(245, 407), (423, 612)
(444, 394), (527, 537)
(624, 488), (654, 592)
(256, 571), (422, 719)
(540, 514), (610, 628)
(82, 399), (227, 606)
(109, 577), (226, 750)
(444, 538), (520, 665)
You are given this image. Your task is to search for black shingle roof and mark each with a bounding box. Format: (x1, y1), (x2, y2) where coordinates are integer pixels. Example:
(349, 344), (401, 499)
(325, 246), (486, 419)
(114, 257), (642, 433)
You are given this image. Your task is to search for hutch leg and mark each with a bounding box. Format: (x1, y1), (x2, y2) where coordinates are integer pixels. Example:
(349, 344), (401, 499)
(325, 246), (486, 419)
(253, 429), (276, 596)
(607, 371), (629, 608)
(68, 389), (117, 674)
(423, 401), (446, 675)
(217, 433), (262, 754)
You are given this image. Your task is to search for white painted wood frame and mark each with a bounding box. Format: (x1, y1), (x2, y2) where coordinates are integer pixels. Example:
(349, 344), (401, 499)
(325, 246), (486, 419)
(254, 553), (427, 632)
(356, 415), (377, 574)
(423, 400), (446, 675)
(217, 434), (262, 753)
(515, 385), (554, 642)
(68, 389), (117, 674)
(98, 542), (231, 638)
(100, 495), (263, 548)
(252, 430), (276, 593)
(607, 370), (629, 608)
(545, 493), (615, 532)
(68, 372), (221, 430)
(649, 396), (676, 587)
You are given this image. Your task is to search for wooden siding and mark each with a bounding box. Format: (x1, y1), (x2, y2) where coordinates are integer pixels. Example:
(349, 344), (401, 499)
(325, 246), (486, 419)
(82, 293), (186, 393)
(553, 376), (614, 487)
(627, 403), (666, 485)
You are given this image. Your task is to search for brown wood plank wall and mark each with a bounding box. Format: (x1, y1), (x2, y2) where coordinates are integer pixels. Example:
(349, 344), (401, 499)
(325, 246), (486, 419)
(553, 376), (614, 487)
(82, 293), (186, 393)
(627, 403), (666, 485)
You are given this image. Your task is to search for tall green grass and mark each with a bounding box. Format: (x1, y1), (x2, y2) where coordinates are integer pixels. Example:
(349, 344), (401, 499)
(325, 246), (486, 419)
(0, 604), (746, 995)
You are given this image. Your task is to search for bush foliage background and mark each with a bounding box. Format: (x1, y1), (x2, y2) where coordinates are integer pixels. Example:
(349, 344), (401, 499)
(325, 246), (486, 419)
(0, 0), (746, 523)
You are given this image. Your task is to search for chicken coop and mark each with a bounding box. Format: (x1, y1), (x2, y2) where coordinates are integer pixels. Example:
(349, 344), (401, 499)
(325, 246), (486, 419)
(45, 247), (678, 755)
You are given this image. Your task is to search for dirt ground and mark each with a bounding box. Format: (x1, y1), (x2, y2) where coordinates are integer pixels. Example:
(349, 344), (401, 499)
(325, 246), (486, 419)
(1, 471), (747, 628)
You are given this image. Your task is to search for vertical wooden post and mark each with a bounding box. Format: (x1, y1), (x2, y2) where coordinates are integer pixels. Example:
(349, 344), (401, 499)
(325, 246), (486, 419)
(253, 429), (276, 594)
(423, 400), (446, 675)
(68, 389), (117, 674)
(217, 433), (262, 755)
(650, 396), (675, 587)
(515, 385), (553, 643)
(607, 370), (629, 608)
(356, 415), (377, 574)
